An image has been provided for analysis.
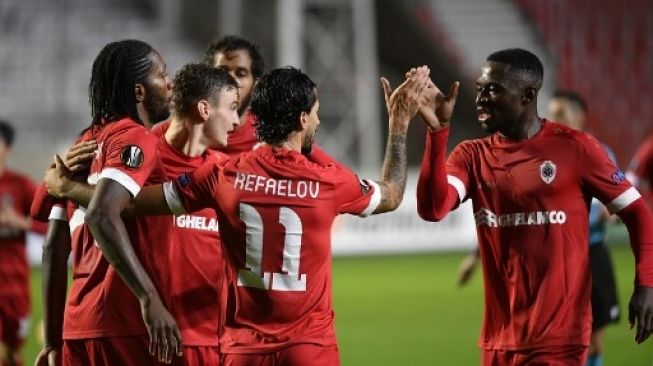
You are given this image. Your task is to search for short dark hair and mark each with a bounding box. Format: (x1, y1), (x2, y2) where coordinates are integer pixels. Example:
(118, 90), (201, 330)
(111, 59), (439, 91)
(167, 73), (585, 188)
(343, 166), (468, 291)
(203, 35), (265, 79)
(552, 90), (587, 112)
(172, 63), (239, 117)
(487, 48), (544, 86)
(89, 40), (156, 126)
(250, 67), (317, 145)
(0, 120), (15, 147)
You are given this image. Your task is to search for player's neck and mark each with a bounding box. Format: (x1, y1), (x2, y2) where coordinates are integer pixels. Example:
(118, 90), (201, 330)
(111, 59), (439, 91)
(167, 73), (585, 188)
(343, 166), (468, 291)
(165, 117), (206, 157)
(136, 105), (155, 130)
(502, 114), (542, 141)
(271, 133), (302, 153)
(0, 163), (5, 176)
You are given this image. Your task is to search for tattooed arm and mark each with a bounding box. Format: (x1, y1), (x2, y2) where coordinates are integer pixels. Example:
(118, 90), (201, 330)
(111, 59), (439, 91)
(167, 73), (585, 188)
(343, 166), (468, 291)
(373, 66), (431, 213)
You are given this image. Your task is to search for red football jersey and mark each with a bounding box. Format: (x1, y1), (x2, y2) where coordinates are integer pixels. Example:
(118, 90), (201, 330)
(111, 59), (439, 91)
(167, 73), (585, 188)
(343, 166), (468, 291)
(628, 136), (653, 208)
(62, 119), (169, 339)
(0, 169), (39, 313)
(154, 120), (228, 346)
(418, 120), (639, 350)
(163, 145), (381, 353)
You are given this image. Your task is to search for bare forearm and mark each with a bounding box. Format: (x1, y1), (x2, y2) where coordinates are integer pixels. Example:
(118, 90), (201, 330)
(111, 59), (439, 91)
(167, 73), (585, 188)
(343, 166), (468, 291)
(86, 210), (158, 301)
(41, 220), (71, 347)
(375, 122), (408, 213)
(60, 182), (95, 208)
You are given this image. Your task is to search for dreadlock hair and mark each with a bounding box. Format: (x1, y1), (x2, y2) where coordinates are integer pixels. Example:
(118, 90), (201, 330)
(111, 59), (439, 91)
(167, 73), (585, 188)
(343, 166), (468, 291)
(487, 48), (544, 87)
(172, 63), (239, 117)
(89, 39), (155, 126)
(250, 66), (317, 145)
(0, 120), (15, 147)
(203, 35), (265, 79)
(552, 90), (587, 112)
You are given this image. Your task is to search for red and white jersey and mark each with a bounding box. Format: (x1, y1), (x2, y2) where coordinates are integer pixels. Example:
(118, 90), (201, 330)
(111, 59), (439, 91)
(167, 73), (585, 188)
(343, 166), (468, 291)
(0, 169), (42, 312)
(164, 145), (381, 353)
(628, 136), (653, 208)
(62, 118), (169, 339)
(431, 120), (639, 350)
(154, 120), (228, 346)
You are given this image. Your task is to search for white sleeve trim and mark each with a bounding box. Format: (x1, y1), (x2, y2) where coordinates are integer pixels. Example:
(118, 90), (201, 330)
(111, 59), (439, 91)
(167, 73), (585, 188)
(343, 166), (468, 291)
(359, 180), (382, 217)
(69, 208), (86, 234)
(163, 181), (186, 215)
(447, 175), (466, 202)
(99, 168), (142, 197)
(48, 206), (68, 221)
(606, 186), (641, 214)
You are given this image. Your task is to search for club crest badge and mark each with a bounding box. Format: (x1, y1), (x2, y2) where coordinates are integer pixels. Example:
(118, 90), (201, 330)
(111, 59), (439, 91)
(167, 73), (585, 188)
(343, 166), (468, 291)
(540, 160), (556, 184)
(120, 145), (144, 168)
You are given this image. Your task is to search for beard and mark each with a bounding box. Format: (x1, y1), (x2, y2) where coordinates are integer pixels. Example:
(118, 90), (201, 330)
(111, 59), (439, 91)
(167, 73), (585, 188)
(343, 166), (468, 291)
(238, 93), (252, 116)
(143, 89), (170, 124)
(301, 133), (315, 155)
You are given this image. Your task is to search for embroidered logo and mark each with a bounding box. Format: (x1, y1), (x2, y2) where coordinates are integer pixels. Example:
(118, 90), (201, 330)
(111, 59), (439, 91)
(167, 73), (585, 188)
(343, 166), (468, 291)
(612, 169), (626, 184)
(120, 145), (144, 168)
(177, 173), (191, 187)
(540, 160), (556, 184)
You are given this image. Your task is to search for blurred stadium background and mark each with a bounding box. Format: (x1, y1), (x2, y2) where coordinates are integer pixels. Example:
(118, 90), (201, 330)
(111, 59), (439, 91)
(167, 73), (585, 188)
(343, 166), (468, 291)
(2, 0), (652, 364)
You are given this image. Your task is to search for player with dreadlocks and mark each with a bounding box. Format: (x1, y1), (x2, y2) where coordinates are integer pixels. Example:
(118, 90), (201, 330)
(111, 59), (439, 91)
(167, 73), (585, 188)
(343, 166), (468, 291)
(33, 39), (181, 366)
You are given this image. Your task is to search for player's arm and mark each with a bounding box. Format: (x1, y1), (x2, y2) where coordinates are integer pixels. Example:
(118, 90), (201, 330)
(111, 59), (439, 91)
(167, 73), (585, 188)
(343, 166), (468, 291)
(34, 211), (71, 366)
(43, 155), (171, 216)
(582, 135), (653, 344)
(85, 179), (181, 362)
(372, 67), (431, 213)
(413, 77), (462, 221)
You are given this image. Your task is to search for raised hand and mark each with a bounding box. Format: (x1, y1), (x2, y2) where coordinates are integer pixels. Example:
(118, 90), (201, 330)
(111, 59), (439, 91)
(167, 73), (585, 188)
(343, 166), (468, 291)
(629, 286), (653, 344)
(381, 66), (431, 129)
(417, 78), (459, 131)
(141, 295), (183, 363)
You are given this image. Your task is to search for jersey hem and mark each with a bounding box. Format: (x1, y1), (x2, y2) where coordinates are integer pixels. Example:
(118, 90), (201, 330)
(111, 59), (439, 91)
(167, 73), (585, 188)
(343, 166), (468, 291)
(220, 338), (337, 354)
(478, 339), (589, 351)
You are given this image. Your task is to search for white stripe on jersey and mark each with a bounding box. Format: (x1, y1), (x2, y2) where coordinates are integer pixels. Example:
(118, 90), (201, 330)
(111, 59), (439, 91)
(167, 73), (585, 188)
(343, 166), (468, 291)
(606, 186), (641, 214)
(447, 174), (466, 202)
(164, 181), (186, 215)
(48, 206), (68, 221)
(99, 168), (141, 197)
(359, 180), (382, 217)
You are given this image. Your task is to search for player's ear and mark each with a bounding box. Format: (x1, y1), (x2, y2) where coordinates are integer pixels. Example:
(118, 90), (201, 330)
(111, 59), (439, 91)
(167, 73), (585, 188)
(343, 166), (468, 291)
(135, 84), (146, 103)
(298, 111), (309, 131)
(196, 100), (210, 122)
(522, 87), (536, 104)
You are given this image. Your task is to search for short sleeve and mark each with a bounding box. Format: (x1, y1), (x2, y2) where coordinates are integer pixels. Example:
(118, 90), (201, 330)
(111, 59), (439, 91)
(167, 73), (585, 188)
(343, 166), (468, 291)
(30, 182), (65, 222)
(164, 161), (221, 215)
(99, 126), (159, 197)
(331, 166), (381, 217)
(581, 134), (640, 214)
(445, 143), (472, 203)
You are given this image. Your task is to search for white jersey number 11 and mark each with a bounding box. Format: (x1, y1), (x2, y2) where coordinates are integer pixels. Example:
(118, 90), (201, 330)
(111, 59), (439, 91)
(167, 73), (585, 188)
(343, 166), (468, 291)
(237, 203), (307, 291)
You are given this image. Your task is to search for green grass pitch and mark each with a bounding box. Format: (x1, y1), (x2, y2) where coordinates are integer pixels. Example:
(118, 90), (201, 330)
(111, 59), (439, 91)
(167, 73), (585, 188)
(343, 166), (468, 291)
(22, 240), (653, 364)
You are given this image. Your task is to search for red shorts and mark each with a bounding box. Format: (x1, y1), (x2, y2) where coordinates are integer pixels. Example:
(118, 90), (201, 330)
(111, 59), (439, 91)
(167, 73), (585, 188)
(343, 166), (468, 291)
(62, 337), (180, 366)
(0, 299), (29, 349)
(221, 344), (339, 366)
(170, 345), (220, 366)
(482, 345), (588, 366)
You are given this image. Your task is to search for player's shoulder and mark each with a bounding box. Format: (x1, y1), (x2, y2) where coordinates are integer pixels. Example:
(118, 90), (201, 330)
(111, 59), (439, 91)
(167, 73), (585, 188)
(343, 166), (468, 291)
(102, 118), (158, 144)
(206, 149), (230, 166)
(150, 120), (171, 138)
